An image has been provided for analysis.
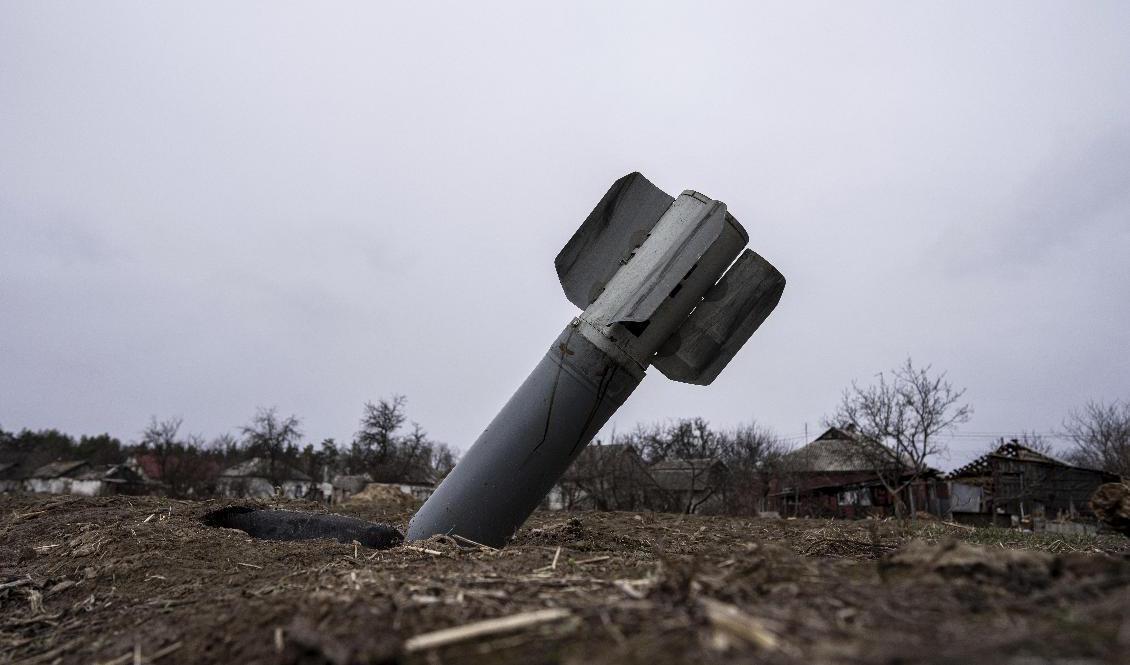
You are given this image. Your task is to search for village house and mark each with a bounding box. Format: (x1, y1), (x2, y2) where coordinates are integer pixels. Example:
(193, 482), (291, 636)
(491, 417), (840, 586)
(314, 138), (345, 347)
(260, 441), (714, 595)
(0, 462), (26, 492)
(364, 474), (437, 503)
(216, 457), (314, 499)
(125, 453), (164, 485)
(767, 427), (944, 518)
(546, 444), (659, 511)
(24, 460), (146, 496)
(343, 459), (440, 503)
(547, 447), (730, 514)
(330, 474), (372, 504)
(650, 457), (729, 514)
(946, 440), (1119, 528)
(24, 460), (88, 494)
(123, 452), (222, 497)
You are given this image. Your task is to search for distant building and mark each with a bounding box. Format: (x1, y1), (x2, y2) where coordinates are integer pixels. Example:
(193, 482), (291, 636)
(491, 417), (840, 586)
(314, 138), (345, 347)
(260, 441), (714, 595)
(25, 461), (94, 494)
(767, 427), (944, 518)
(125, 452), (221, 496)
(125, 453), (164, 484)
(365, 477), (436, 504)
(547, 444), (658, 511)
(330, 474), (372, 504)
(360, 482), (434, 503)
(25, 460), (146, 496)
(0, 462), (27, 492)
(946, 441), (1119, 526)
(217, 457), (314, 499)
(650, 458), (729, 514)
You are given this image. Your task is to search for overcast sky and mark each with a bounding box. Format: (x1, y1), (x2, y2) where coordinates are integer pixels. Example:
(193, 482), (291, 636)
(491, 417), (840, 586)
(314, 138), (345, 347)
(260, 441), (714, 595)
(2, 2), (1128, 470)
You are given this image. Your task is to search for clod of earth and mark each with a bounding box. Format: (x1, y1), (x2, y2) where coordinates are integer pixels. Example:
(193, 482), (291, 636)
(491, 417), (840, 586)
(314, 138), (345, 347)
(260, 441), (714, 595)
(3, 496), (1129, 665)
(1091, 482), (1130, 536)
(201, 506), (403, 549)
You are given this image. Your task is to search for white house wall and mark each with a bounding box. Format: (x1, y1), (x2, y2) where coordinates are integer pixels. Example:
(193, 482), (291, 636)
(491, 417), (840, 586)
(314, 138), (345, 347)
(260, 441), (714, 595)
(69, 479), (104, 496)
(25, 478), (105, 496)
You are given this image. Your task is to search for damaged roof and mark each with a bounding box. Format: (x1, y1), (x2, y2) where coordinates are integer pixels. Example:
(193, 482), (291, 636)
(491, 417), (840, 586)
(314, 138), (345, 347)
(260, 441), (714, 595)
(220, 457), (312, 482)
(69, 464), (145, 484)
(947, 441), (1070, 479)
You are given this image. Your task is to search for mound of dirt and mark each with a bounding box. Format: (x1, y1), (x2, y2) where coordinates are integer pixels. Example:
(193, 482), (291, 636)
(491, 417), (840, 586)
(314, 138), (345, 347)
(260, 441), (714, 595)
(522, 517), (586, 545)
(1092, 482), (1130, 536)
(883, 539), (1056, 591)
(346, 483), (421, 511)
(2, 495), (1129, 665)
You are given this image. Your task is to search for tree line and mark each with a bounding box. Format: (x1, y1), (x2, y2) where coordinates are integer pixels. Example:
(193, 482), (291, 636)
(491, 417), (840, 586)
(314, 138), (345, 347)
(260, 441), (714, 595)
(826, 358), (1127, 516)
(556, 418), (788, 515)
(0, 396), (456, 498)
(558, 359), (1129, 517)
(3, 363), (1127, 511)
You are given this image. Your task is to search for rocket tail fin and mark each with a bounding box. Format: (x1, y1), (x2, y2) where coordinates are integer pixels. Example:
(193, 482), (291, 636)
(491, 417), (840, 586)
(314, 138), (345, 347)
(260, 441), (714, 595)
(652, 249), (785, 385)
(555, 172), (674, 310)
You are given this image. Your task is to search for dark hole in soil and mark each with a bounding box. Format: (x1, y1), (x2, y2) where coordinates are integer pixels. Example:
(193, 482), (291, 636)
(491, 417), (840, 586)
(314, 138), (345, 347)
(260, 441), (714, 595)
(203, 506), (403, 549)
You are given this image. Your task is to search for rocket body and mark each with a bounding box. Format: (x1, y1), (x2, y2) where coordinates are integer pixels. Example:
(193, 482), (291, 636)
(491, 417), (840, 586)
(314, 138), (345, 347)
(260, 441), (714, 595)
(407, 174), (785, 547)
(405, 326), (642, 546)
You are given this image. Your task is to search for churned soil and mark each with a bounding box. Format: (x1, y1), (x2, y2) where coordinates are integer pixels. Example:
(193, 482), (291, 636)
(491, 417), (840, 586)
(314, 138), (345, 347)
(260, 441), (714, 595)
(2, 494), (1129, 665)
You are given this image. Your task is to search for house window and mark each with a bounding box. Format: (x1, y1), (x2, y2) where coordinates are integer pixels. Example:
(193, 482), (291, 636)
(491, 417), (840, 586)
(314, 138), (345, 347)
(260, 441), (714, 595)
(838, 488), (872, 506)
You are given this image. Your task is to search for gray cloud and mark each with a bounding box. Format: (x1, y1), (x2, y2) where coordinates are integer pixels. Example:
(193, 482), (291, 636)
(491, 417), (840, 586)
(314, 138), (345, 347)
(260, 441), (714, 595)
(939, 129), (1130, 272)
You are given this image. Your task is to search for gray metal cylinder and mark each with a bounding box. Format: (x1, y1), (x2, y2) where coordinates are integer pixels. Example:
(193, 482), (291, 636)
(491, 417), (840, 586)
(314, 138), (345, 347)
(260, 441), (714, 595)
(406, 324), (643, 547)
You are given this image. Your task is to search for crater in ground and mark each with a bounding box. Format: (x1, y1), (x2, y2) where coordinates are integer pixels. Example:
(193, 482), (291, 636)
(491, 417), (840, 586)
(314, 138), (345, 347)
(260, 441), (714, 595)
(202, 505), (403, 548)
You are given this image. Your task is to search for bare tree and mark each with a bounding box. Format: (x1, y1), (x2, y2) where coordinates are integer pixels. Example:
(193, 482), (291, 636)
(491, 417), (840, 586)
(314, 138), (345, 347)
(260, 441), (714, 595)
(241, 407), (303, 486)
(717, 422), (788, 515)
(352, 396), (451, 483)
(1063, 400), (1130, 477)
(393, 422), (436, 482)
(210, 432), (241, 460)
(140, 416), (183, 479)
(638, 418), (727, 513)
(315, 438), (343, 480)
(430, 442), (458, 480)
(833, 358), (971, 518)
(353, 395), (407, 477)
(138, 417), (216, 497)
(563, 438), (659, 511)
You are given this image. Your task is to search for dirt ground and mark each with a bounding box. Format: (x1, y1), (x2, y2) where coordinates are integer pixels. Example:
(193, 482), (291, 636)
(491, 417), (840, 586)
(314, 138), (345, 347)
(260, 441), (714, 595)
(2, 495), (1128, 665)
